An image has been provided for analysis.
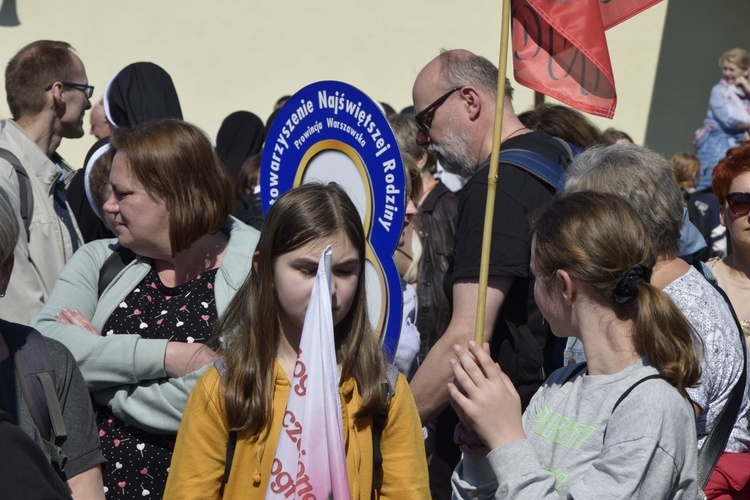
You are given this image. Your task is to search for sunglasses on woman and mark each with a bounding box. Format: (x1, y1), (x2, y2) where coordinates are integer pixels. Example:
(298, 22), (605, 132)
(726, 192), (750, 216)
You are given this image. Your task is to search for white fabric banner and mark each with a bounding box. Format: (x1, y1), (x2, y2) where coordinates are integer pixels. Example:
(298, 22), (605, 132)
(266, 245), (351, 499)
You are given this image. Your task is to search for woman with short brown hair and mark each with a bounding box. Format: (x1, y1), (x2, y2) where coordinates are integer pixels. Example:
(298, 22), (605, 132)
(32, 118), (260, 497)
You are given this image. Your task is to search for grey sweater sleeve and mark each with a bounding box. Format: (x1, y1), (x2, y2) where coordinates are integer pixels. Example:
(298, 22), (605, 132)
(452, 361), (698, 499)
(485, 437), (692, 499)
(451, 441), (557, 499)
(453, 434), (696, 500)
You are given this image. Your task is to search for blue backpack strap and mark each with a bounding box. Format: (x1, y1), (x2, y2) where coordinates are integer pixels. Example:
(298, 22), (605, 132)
(499, 138), (578, 191)
(562, 362), (587, 384)
(499, 149), (564, 190)
(1, 321), (68, 471)
(550, 137), (581, 161)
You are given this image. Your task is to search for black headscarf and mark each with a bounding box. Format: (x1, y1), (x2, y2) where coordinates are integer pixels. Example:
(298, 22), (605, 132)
(67, 137), (113, 243)
(104, 62), (183, 128)
(215, 111), (266, 181)
(70, 62), (183, 243)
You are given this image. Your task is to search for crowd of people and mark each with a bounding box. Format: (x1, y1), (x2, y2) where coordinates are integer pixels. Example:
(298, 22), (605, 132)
(0, 38), (749, 499)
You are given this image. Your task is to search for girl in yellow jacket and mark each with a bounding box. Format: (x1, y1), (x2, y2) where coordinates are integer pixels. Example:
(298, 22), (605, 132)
(165, 183), (429, 499)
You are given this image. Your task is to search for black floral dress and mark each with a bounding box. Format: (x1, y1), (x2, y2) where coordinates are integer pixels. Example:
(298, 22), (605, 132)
(95, 268), (219, 498)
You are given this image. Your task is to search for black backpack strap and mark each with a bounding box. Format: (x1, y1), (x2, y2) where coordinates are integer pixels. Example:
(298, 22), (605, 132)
(611, 375), (662, 414)
(692, 261), (748, 487)
(97, 245), (137, 296)
(516, 323), (548, 382)
(371, 363), (398, 494)
(222, 430), (238, 486)
(213, 358), (238, 488)
(602, 374), (661, 442)
(0, 148), (33, 242)
(2, 322), (68, 471)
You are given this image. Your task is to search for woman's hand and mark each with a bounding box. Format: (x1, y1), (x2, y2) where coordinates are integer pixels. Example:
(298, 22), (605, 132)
(164, 342), (220, 378)
(55, 307), (101, 335)
(448, 341), (525, 451)
(736, 75), (750, 94)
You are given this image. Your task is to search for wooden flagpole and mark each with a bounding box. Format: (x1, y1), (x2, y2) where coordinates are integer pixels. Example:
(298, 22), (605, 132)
(475, 0), (512, 344)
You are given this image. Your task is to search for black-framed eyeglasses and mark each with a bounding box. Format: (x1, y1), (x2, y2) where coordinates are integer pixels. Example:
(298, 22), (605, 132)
(414, 87), (462, 132)
(45, 82), (94, 99)
(726, 192), (750, 216)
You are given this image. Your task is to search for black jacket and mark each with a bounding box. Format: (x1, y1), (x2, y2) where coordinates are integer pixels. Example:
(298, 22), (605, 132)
(415, 181), (458, 361)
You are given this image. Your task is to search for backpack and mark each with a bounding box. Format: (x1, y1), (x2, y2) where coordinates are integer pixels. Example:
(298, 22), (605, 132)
(0, 148), (33, 242)
(493, 138), (579, 387)
(0, 320), (68, 472)
(0, 408), (72, 499)
(97, 245), (138, 297)
(218, 360), (399, 493)
(499, 137), (580, 191)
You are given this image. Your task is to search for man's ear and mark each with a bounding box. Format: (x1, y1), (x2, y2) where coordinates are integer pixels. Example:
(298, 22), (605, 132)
(49, 82), (65, 105)
(48, 82), (67, 117)
(460, 86), (482, 121)
(556, 269), (576, 304)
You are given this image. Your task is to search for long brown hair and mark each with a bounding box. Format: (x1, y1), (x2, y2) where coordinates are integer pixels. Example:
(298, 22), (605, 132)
(212, 182), (387, 436)
(518, 103), (603, 150)
(532, 191), (701, 395)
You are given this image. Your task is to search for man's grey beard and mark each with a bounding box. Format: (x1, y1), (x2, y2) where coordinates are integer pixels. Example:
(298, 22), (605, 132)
(428, 122), (478, 179)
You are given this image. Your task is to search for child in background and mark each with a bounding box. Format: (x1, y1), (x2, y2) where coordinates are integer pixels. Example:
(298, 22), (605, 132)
(670, 152), (726, 259)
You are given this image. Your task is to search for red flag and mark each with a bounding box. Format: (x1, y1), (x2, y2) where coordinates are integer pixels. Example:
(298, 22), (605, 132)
(511, 0), (661, 118)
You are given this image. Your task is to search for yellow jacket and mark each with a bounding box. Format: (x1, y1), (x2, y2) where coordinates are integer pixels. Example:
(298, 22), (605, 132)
(165, 363), (430, 499)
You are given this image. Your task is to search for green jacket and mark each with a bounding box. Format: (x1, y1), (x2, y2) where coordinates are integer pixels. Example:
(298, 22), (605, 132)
(31, 218), (259, 433)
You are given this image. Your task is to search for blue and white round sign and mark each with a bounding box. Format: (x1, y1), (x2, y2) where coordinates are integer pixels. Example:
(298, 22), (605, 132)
(260, 80), (405, 361)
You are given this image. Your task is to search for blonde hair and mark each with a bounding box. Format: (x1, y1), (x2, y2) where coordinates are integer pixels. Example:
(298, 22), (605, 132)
(670, 152), (700, 190)
(720, 48), (750, 71)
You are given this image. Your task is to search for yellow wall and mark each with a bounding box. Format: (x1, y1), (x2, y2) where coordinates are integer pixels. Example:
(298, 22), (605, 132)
(0, 0), (669, 168)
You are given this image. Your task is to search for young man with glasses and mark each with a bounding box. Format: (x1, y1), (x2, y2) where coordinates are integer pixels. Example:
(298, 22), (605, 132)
(409, 50), (574, 497)
(0, 40), (89, 324)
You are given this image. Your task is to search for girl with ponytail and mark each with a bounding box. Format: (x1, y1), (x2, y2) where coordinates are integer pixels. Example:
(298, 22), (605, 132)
(449, 191), (700, 499)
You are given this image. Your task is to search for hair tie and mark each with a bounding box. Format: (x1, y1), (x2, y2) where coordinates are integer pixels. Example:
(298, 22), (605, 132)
(612, 264), (652, 303)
